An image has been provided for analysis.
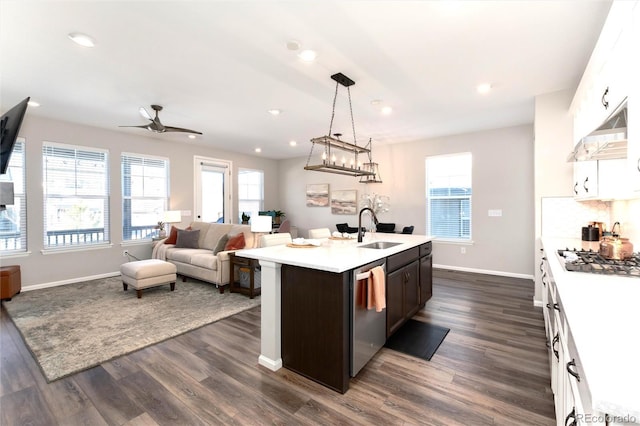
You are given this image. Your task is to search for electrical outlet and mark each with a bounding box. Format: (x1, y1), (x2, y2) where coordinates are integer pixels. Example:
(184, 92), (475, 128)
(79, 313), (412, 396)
(460, 247), (466, 254)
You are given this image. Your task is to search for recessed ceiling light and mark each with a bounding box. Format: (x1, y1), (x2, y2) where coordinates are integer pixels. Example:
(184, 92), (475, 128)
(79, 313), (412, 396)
(187, 134), (196, 139)
(381, 106), (393, 115)
(298, 49), (317, 62)
(477, 83), (492, 94)
(27, 100), (40, 107)
(68, 32), (95, 47)
(268, 109), (281, 116)
(289, 140), (297, 147)
(255, 148), (262, 153)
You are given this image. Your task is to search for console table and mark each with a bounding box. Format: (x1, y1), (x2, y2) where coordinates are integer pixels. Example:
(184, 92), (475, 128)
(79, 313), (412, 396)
(228, 252), (261, 299)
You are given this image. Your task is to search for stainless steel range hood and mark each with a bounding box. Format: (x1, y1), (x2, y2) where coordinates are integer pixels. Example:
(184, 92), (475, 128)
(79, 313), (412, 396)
(567, 100), (627, 162)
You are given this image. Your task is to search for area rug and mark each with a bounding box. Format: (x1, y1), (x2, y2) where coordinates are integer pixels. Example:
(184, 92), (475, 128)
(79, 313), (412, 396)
(3, 276), (260, 382)
(384, 319), (449, 361)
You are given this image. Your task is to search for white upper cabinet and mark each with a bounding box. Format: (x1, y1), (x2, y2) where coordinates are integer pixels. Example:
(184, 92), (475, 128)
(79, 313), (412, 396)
(571, 0), (640, 199)
(573, 161), (598, 199)
(571, 1), (635, 145)
(628, 2), (640, 193)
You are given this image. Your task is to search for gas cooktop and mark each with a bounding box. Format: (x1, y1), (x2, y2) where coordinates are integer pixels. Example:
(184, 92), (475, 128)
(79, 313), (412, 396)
(557, 248), (640, 277)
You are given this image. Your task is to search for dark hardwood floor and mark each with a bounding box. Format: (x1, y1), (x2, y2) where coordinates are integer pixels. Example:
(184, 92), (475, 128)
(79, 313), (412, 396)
(0, 270), (555, 425)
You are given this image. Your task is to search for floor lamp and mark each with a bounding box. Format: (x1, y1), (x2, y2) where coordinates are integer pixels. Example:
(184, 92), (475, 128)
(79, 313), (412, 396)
(251, 215), (272, 248)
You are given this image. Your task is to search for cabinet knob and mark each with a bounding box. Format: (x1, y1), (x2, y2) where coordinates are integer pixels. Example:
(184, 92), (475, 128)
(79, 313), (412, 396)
(583, 176), (589, 193)
(574, 182), (578, 195)
(552, 334), (559, 360)
(601, 86), (609, 110)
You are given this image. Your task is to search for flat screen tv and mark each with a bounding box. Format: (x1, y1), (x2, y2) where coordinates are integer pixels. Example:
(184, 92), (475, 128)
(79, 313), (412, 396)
(1, 96), (30, 175)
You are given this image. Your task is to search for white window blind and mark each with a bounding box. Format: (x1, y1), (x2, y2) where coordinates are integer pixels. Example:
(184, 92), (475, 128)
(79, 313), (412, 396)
(122, 153), (169, 240)
(238, 168), (264, 221)
(426, 153), (472, 241)
(0, 139), (27, 253)
(43, 142), (110, 248)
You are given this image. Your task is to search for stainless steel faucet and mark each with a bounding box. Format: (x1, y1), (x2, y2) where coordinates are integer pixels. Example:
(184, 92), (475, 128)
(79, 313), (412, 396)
(358, 207), (379, 242)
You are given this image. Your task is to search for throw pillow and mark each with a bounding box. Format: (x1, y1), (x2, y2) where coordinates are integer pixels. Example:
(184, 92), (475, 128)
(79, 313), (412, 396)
(213, 234), (229, 255)
(164, 225), (191, 245)
(175, 229), (201, 249)
(164, 226), (180, 244)
(224, 232), (246, 251)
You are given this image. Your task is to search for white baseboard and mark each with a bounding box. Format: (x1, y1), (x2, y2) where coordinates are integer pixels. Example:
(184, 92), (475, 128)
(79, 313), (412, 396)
(258, 355), (283, 372)
(433, 264), (534, 281)
(21, 271), (121, 292)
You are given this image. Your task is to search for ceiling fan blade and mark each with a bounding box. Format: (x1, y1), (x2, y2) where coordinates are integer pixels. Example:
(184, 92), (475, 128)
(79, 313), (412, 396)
(163, 126), (203, 135)
(119, 124), (152, 129)
(139, 107), (152, 120)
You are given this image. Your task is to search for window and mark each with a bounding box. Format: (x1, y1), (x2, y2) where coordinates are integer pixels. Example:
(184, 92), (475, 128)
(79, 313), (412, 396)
(122, 153), (169, 241)
(43, 142), (110, 248)
(0, 139), (27, 253)
(238, 169), (263, 221)
(426, 153), (472, 241)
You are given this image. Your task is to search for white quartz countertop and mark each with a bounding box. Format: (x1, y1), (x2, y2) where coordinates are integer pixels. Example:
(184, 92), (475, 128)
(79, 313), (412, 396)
(237, 233), (433, 273)
(542, 238), (640, 420)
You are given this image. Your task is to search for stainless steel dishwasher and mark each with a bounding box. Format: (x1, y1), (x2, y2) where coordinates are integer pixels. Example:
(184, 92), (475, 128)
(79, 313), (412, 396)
(351, 258), (386, 377)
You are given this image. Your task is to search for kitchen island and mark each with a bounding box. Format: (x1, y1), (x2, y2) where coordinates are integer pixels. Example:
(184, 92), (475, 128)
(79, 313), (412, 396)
(237, 233), (433, 392)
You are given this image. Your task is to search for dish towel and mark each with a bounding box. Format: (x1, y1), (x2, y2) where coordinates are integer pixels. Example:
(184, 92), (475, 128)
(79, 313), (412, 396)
(368, 266), (386, 312)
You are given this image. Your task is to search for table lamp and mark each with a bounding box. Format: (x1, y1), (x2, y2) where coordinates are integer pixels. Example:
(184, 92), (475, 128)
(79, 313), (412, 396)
(251, 215), (272, 248)
(163, 210), (182, 235)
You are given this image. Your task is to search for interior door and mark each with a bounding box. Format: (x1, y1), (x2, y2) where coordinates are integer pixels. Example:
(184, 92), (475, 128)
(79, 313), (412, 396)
(194, 157), (232, 223)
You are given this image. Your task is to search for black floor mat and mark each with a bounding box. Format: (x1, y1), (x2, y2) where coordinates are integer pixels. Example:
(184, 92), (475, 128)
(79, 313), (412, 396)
(384, 319), (450, 361)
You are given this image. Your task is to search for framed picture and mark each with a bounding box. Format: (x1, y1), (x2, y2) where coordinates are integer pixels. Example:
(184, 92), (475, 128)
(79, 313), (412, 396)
(331, 190), (357, 215)
(306, 183), (329, 207)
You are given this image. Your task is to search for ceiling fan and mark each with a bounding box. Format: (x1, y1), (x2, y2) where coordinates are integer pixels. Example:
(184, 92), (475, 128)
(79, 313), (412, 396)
(119, 104), (203, 135)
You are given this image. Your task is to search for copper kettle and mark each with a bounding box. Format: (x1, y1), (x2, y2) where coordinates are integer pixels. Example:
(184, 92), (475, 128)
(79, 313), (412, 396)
(599, 222), (634, 260)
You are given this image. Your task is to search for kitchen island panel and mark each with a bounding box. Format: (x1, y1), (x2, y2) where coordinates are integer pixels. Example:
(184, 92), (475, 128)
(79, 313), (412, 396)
(281, 265), (350, 393)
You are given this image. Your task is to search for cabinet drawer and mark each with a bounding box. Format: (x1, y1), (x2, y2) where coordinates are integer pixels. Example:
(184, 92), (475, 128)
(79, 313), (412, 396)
(387, 247), (419, 271)
(419, 241), (432, 257)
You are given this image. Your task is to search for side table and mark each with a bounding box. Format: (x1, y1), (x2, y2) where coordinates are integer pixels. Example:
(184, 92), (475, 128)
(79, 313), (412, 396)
(229, 252), (261, 299)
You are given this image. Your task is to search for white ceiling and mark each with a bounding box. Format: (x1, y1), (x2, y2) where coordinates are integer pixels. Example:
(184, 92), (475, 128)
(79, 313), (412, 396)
(1, 0), (612, 159)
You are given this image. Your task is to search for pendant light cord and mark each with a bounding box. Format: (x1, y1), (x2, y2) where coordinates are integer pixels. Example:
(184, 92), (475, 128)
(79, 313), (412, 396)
(348, 86), (357, 145)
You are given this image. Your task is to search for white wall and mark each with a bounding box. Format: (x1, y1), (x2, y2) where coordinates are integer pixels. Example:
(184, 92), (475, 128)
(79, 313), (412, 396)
(279, 124), (535, 278)
(533, 89), (575, 302)
(4, 115), (279, 288)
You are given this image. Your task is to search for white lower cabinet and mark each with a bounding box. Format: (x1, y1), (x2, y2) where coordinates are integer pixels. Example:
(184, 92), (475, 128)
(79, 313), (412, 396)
(542, 248), (633, 426)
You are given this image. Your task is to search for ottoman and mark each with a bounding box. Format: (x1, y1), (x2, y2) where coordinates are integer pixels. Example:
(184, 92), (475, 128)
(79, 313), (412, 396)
(120, 259), (177, 299)
(1, 265), (21, 301)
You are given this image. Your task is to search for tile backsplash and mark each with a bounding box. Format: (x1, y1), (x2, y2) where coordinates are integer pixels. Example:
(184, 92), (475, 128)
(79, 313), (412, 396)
(541, 197), (611, 239)
(542, 196), (639, 246)
(611, 198), (640, 245)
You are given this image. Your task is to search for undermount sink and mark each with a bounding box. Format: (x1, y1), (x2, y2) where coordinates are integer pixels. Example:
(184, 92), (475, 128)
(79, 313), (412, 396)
(359, 241), (402, 250)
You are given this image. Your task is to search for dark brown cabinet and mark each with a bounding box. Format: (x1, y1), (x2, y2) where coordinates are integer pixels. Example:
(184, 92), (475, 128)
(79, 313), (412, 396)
(281, 265), (351, 394)
(386, 247), (420, 337)
(419, 242), (433, 307)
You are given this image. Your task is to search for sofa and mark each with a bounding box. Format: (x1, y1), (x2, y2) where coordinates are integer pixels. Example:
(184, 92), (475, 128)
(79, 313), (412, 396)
(152, 221), (255, 292)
